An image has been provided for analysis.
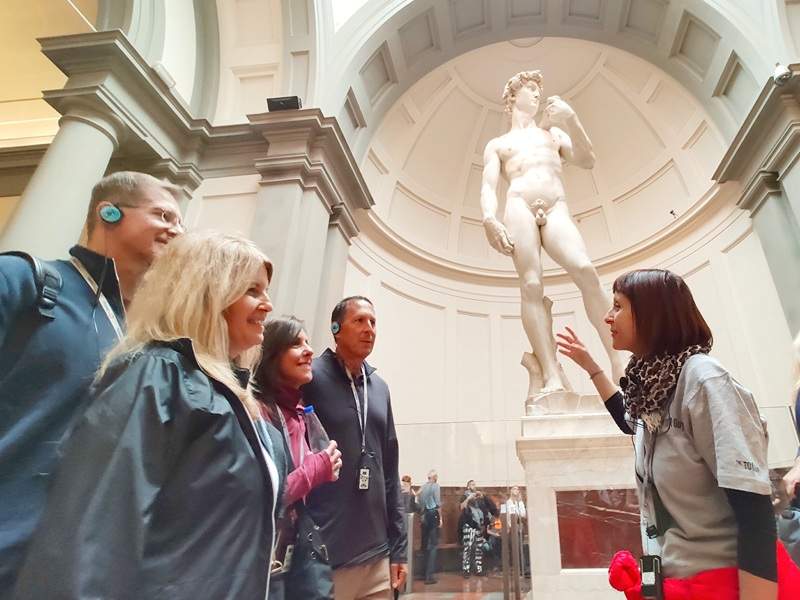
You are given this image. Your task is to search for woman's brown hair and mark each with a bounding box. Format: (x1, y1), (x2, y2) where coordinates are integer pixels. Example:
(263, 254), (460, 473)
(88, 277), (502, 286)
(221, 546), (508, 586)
(613, 269), (712, 357)
(253, 316), (306, 413)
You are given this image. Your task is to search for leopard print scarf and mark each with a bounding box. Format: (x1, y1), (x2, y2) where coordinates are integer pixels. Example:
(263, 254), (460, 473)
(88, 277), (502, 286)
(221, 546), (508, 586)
(621, 344), (711, 432)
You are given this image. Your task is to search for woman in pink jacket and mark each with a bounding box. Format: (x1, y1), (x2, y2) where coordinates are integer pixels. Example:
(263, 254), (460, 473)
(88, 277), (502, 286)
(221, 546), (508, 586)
(255, 316), (343, 599)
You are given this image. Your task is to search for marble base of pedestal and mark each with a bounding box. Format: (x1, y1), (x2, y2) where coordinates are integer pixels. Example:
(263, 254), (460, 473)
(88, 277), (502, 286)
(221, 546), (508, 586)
(516, 397), (639, 600)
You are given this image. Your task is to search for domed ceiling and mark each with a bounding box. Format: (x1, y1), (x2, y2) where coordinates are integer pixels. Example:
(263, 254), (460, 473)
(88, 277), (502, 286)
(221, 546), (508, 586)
(359, 37), (727, 278)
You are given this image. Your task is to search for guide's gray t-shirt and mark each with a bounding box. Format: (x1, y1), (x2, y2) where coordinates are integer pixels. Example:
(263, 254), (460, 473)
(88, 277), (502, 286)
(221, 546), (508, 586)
(634, 353), (770, 578)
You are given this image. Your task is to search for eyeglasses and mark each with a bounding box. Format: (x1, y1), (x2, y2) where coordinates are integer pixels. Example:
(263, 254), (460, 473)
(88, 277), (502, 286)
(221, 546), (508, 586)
(119, 203), (184, 231)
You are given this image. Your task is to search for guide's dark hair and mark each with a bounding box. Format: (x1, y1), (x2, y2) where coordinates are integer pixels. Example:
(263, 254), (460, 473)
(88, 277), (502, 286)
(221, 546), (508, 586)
(613, 269), (712, 357)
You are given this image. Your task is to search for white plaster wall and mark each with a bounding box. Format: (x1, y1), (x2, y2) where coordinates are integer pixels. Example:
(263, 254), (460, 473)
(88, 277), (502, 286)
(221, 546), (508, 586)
(214, 0), (284, 124)
(161, 0), (198, 105)
(342, 199), (796, 487)
(186, 174), (261, 236)
(0, 196), (22, 234)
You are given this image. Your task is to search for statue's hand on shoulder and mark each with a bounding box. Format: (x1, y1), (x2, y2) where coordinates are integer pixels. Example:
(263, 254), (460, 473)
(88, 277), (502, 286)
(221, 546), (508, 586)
(483, 216), (514, 255)
(543, 96), (575, 126)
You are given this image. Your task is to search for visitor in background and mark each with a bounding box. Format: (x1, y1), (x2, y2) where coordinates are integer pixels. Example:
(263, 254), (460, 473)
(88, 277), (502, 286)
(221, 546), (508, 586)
(501, 486), (527, 521)
(400, 475), (419, 514)
(419, 469), (441, 585)
(459, 492), (487, 578)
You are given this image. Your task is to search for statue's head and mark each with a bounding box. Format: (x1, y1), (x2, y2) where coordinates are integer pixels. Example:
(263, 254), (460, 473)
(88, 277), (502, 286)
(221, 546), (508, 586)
(502, 70), (544, 115)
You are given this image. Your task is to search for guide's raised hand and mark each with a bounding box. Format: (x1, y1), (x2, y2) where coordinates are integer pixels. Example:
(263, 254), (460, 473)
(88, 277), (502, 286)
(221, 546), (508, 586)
(555, 326), (598, 374)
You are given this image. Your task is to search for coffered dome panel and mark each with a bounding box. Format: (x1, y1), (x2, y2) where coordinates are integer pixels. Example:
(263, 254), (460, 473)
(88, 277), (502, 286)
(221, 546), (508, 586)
(363, 37), (727, 277)
(403, 86), (482, 203)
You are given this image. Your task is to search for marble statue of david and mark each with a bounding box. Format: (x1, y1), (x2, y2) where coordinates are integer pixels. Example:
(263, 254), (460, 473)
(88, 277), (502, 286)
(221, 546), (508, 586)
(480, 70), (625, 397)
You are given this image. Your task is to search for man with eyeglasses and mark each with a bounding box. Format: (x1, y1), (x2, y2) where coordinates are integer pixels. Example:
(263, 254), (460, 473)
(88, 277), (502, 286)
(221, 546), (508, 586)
(0, 171), (183, 599)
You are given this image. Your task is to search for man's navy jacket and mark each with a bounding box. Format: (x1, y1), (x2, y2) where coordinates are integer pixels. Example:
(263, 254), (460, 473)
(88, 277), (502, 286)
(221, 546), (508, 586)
(304, 348), (407, 570)
(0, 246), (125, 599)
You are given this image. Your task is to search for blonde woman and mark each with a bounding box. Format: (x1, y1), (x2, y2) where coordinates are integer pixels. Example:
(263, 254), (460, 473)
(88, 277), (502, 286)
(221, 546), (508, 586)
(14, 231), (285, 600)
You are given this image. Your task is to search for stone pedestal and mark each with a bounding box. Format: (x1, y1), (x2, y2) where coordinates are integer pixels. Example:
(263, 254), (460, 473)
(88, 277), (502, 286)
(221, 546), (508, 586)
(516, 397), (638, 600)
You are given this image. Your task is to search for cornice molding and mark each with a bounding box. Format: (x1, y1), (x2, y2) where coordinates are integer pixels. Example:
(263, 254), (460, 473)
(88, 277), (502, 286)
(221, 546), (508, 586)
(714, 64), (800, 183)
(255, 154), (343, 212)
(39, 30), (212, 165)
(35, 31), (370, 233)
(329, 203), (360, 241)
(738, 170), (781, 216)
(249, 110), (373, 213)
(250, 110), (373, 240)
(0, 145), (49, 169)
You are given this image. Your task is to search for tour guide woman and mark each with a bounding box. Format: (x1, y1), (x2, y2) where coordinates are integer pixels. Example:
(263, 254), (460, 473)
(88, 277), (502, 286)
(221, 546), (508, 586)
(557, 269), (780, 600)
(14, 231), (285, 599)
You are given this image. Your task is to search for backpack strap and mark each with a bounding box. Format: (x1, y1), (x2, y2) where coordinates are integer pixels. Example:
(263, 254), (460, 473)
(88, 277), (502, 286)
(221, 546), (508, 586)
(1, 251), (62, 319)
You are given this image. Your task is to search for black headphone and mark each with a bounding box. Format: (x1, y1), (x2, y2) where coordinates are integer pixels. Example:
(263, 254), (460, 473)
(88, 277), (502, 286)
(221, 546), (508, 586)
(99, 204), (123, 224)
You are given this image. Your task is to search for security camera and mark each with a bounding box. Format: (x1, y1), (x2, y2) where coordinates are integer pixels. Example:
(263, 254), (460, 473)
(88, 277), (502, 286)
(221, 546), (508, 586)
(774, 63), (792, 86)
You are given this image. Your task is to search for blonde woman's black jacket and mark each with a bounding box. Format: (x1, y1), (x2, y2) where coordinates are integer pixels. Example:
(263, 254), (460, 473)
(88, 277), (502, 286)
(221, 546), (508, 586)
(13, 339), (286, 600)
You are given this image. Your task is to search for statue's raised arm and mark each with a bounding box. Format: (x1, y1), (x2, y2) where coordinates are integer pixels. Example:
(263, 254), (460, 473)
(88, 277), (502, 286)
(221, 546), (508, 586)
(542, 96), (596, 170)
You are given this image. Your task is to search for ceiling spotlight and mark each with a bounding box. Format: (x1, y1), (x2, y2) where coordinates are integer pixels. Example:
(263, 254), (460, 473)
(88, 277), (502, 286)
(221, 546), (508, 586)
(774, 63), (792, 86)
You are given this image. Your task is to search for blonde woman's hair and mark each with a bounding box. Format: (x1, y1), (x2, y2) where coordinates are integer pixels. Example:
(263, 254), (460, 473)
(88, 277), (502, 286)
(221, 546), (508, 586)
(102, 230), (273, 417)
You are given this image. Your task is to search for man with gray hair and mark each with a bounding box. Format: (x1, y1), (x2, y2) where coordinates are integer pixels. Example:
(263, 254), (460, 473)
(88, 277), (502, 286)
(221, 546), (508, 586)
(419, 469), (441, 585)
(0, 171), (183, 598)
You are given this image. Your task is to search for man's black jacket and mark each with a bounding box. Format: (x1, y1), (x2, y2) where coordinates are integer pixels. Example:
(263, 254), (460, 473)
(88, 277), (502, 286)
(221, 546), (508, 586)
(304, 349), (407, 569)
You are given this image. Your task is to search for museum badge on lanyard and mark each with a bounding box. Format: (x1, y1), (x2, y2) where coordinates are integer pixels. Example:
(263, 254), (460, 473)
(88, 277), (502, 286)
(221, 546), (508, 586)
(347, 365), (370, 491)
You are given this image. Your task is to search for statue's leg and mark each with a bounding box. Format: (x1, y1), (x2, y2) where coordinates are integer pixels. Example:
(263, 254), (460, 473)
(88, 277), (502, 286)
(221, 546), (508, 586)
(541, 203), (628, 383)
(504, 198), (565, 392)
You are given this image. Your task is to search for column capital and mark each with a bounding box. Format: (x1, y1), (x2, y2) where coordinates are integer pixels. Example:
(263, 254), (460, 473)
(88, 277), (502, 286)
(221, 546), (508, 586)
(250, 109), (373, 223)
(329, 203), (359, 241)
(714, 65), (800, 184)
(738, 170), (782, 216)
(38, 30), (211, 172)
(57, 100), (127, 150)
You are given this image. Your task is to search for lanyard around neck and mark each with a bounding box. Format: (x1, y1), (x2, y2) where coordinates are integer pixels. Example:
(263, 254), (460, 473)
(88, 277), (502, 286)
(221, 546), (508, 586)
(69, 256), (124, 341)
(346, 365), (368, 454)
